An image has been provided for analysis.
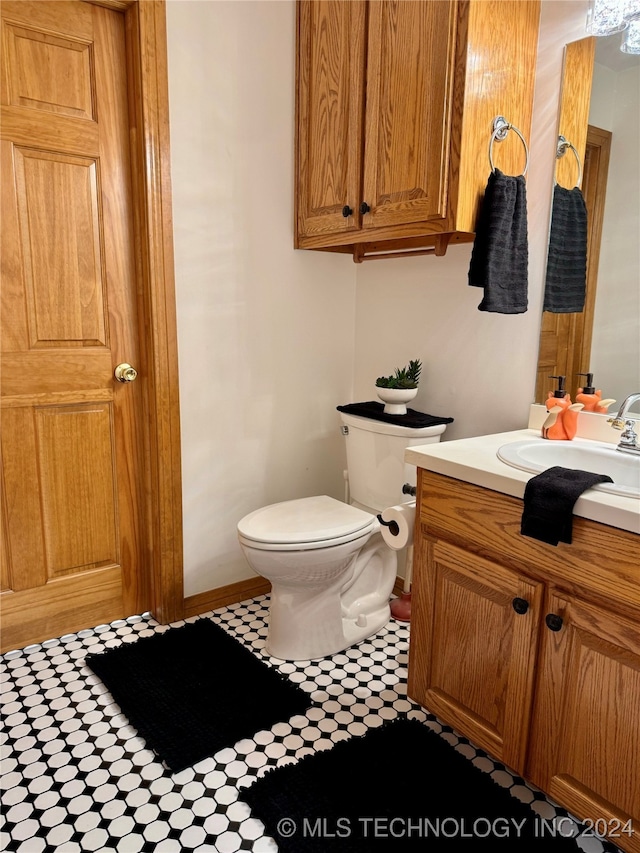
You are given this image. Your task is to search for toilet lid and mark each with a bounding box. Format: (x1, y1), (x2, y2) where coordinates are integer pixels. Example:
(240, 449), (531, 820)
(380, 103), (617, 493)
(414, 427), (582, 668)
(237, 495), (375, 546)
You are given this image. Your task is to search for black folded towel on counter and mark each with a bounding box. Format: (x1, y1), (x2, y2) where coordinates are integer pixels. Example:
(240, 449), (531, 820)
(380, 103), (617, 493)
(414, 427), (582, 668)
(543, 184), (588, 313)
(521, 466), (613, 546)
(337, 402), (453, 429)
(468, 168), (529, 314)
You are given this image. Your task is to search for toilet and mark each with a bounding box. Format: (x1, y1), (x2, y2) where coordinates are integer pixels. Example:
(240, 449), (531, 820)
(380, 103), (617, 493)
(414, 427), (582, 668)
(237, 412), (447, 660)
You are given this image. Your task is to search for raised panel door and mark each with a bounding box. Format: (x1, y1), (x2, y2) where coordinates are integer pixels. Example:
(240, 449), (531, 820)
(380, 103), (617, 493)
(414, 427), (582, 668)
(295, 0), (366, 241)
(528, 592), (640, 852)
(0, 1), (148, 651)
(361, 0), (456, 230)
(408, 537), (543, 773)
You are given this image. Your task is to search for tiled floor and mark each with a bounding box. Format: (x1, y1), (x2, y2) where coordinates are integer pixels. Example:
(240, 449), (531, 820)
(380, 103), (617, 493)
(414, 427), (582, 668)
(0, 596), (624, 853)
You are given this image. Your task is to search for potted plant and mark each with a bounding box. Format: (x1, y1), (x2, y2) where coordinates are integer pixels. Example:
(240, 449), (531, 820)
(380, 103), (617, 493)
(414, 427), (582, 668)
(375, 359), (422, 415)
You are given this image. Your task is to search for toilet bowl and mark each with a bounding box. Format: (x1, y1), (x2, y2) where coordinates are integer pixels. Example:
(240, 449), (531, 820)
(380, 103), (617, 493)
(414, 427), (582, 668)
(238, 495), (396, 660)
(237, 412), (447, 661)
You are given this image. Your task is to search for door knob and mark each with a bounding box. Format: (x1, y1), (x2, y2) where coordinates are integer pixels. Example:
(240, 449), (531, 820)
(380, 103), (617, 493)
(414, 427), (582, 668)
(114, 363), (138, 383)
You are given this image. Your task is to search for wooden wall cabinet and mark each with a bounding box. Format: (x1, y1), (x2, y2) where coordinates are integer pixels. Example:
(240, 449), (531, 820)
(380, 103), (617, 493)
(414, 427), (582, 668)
(408, 471), (640, 853)
(295, 0), (541, 261)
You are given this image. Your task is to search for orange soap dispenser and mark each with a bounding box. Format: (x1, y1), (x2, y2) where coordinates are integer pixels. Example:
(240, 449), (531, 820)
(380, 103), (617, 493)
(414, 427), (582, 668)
(543, 375), (583, 440)
(576, 373), (616, 414)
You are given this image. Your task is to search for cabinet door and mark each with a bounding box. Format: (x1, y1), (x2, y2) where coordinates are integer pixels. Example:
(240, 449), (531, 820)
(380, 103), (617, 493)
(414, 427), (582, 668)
(295, 0), (366, 241)
(528, 592), (640, 852)
(361, 0), (457, 230)
(408, 538), (543, 773)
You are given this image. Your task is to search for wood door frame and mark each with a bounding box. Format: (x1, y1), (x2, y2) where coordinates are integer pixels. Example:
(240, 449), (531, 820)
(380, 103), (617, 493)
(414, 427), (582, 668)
(579, 125), (612, 374)
(85, 0), (184, 623)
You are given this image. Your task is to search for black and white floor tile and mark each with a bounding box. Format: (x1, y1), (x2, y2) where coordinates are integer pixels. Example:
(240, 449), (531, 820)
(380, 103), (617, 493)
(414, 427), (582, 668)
(0, 596), (625, 852)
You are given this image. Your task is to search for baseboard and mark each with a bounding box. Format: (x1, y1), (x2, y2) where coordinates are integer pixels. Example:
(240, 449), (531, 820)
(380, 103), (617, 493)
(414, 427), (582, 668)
(184, 574), (407, 620)
(183, 576), (271, 619)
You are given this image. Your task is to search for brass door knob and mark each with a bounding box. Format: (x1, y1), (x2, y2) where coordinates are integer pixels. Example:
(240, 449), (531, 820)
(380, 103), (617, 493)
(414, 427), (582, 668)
(114, 363), (138, 383)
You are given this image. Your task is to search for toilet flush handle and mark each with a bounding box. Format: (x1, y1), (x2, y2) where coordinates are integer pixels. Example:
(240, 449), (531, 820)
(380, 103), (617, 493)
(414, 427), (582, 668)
(402, 483), (417, 497)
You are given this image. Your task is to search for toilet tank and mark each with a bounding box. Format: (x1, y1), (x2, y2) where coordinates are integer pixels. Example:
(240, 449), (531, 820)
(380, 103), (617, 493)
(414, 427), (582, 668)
(340, 412), (447, 513)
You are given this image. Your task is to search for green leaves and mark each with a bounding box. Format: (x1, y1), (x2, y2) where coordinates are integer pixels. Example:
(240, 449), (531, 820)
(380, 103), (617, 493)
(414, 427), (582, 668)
(375, 358), (422, 389)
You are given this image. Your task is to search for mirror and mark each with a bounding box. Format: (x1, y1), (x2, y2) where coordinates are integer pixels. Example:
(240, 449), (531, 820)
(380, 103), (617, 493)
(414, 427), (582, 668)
(535, 34), (640, 411)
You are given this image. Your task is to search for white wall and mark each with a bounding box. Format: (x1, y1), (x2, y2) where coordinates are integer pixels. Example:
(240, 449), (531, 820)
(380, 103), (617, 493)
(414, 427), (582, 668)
(589, 63), (640, 407)
(166, 0), (591, 596)
(166, 1), (356, 596)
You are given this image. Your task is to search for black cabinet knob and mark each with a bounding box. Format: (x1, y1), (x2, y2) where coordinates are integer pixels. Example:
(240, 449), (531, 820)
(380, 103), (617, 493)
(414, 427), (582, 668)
(545, 613), (564, 632)
(359, 201), (371, 214)
(342, 205), (353, 218)
(512, 597), (529, 615)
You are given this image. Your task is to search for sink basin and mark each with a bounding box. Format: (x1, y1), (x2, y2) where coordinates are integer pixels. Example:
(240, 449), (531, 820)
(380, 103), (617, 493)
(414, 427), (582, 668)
(497, 439), (640, 499)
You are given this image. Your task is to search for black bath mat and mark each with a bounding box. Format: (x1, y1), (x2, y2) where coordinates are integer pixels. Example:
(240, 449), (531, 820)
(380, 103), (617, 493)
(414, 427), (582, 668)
(241, 717), (586, 851)
(85, 619), (312, 773)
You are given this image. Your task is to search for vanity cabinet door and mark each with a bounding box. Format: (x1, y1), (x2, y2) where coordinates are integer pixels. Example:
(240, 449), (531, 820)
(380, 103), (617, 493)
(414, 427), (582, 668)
(527, 592), (640, 852)
(408, 538), (544, 774)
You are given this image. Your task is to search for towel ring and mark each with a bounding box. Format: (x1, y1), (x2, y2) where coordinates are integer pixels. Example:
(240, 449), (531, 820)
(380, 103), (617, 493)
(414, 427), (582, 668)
(488, 116), (529, 177)
(555, 135), (583, 188)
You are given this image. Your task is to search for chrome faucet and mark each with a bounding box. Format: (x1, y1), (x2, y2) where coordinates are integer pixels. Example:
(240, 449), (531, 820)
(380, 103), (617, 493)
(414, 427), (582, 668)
(608, 393), (640, 455)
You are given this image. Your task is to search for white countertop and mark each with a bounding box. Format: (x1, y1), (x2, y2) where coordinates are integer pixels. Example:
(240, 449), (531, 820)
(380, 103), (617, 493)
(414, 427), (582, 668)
(405, 429), (640, 535)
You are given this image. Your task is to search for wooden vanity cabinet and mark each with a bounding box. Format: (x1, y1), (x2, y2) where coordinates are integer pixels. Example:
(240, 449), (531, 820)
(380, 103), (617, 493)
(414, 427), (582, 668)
(295, 0), (541, 260)
(528, 592), (640, 845)
(408, 470), (640, 853)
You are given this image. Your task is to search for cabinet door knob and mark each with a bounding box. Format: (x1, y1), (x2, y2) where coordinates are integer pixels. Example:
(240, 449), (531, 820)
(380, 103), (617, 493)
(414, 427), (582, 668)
(512, 597), (529, 615)
(545, 613), (564, 632)
(359, 201), (371, 214)
(342, 205), (353, 218)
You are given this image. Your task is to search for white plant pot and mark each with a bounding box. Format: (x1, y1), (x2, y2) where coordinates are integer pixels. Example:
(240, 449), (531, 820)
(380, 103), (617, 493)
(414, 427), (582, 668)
(375, 387), (418, 415)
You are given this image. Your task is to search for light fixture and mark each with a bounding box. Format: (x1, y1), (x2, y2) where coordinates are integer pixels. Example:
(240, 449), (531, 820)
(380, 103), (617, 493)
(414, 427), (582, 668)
(586, 0), (640, 52)
(623, 0), (640, 21)
(621, 18), (640, 52)
(586, 0), (628, 35)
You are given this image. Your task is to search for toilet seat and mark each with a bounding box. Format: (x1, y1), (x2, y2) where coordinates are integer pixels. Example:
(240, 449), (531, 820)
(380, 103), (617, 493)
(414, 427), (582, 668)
(238, 495), (376, 552)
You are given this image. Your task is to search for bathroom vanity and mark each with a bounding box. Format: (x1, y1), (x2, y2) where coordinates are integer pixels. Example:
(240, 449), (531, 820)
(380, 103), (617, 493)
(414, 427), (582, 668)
(406, 429), (640, 853)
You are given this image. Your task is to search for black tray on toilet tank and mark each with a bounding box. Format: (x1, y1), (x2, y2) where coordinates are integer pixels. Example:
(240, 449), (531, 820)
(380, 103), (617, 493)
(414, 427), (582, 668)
(337, 402), (453, 429)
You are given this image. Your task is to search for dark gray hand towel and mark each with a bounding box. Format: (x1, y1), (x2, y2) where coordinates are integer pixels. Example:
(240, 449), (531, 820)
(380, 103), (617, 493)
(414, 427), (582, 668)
(468, 169), (529, 314)
(543, 184), (588, 313)
(521, 466), (613, 546)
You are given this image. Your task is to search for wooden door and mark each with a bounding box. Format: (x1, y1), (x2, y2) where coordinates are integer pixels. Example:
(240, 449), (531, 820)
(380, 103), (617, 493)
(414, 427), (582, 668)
(527, 592), (640, 853)
(407, 538), (543, 773)
(1, 1), (149, 650)
(295, 0), (366, 242)
(361, 0), (456, 231)
(534, 312), (575, 404)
